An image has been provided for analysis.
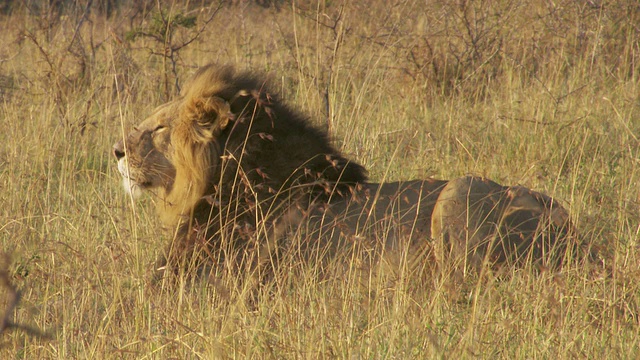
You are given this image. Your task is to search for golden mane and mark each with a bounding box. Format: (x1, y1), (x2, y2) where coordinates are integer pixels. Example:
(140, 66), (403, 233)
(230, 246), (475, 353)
(156, 64), (368, 232)
(162, 97), (232, 226)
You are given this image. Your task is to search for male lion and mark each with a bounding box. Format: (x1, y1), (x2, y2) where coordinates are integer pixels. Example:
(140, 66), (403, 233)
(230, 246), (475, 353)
(113, 64), (578, 282)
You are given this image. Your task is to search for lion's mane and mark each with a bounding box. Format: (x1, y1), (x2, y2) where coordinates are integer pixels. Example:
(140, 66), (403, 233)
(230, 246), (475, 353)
(159, 65), (367, 266)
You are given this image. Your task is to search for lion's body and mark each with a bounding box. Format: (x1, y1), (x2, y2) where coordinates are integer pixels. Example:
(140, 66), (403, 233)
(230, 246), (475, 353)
(113, 64), (579, 280)
(270, 179), (447, 256)
(431, 176), (576, 273)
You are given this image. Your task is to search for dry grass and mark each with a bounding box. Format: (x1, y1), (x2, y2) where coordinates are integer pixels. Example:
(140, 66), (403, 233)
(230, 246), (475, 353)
(0, 0), (639, 358)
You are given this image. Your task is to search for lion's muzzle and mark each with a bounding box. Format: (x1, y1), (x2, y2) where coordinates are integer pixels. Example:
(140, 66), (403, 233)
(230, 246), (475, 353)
(113, 140), (143, 198)
(113, 140), (126, 161)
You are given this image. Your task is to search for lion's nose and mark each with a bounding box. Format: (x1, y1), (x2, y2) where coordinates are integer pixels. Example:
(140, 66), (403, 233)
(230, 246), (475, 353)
(113, 141), (125, 160)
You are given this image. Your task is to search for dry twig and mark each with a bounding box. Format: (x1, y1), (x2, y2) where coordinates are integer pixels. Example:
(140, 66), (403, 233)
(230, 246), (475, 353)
(0, 254), (52, 341)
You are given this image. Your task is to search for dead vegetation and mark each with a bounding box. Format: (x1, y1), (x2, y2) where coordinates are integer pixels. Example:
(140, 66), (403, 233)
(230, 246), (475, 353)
(0, 254), (50, 343)
(0, 0), (638, 357)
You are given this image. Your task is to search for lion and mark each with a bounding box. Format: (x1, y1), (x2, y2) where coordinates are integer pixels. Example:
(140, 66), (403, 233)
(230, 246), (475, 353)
(112, 64), (579, 282)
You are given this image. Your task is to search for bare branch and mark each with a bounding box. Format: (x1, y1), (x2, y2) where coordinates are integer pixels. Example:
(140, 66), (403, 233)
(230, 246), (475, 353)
(171, 4), (223, 53)
(0, 254), (52, 341)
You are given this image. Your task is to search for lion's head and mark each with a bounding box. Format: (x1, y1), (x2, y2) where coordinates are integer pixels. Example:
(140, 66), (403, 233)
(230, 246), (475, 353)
(113, 64), (367, 230)
(113, 101), (177, 199)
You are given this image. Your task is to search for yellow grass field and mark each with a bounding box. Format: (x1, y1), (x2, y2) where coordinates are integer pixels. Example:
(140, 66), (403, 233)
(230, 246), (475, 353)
(1, 1), (639, 358)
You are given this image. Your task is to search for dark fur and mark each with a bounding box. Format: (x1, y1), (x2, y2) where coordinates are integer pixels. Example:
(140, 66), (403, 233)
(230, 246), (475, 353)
(165, 65), (370, 274)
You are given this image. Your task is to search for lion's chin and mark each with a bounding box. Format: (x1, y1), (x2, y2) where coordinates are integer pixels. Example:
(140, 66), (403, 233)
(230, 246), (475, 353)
(121, 176), (143, 199)
(118, 158), (143, 199)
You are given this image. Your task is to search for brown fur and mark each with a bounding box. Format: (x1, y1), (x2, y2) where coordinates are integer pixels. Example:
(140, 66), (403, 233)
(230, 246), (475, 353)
(113, 64), (580, 281)
(431, 176), (579, 275)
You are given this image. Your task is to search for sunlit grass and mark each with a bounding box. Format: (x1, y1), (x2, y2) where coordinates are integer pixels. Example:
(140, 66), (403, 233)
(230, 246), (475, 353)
(0, 1), (638, 358)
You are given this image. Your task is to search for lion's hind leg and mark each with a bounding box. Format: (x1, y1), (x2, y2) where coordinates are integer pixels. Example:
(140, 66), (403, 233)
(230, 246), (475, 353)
(431, 176), (579, 281)
(431, 176), (505, 278)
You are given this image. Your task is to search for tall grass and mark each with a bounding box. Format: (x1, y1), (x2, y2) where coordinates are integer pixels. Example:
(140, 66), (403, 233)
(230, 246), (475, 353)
(0, 0), (638, 358)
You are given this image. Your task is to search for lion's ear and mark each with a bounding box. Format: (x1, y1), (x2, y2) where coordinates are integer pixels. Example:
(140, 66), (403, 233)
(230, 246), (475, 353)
(182, 96), (232, 140)
(169, 96), (231, 217)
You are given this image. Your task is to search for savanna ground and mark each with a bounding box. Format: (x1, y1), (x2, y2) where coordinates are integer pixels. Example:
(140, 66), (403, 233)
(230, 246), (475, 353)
(0, 0), (639, 358)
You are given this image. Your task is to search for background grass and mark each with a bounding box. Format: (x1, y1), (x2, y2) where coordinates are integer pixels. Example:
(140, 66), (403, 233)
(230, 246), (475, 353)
(0, 0), (639, 358)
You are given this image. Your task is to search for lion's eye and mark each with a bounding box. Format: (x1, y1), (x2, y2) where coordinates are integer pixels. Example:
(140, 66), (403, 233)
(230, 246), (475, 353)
(153, 125), (167, 133)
